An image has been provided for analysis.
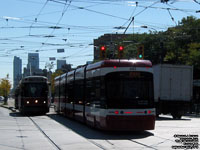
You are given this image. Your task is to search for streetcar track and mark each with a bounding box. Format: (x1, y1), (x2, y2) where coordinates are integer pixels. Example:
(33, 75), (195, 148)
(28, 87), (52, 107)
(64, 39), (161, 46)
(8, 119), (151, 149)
(105, 140), (114, 145)
(88, 140), (108, 150)
(150, 139), (168, 147)
(153, 135), (175, 142)
(14, 117), (25, 150)
(129, 139), (158, 150)
(89, 138), (159, 150)
(28, 117), (62, 150)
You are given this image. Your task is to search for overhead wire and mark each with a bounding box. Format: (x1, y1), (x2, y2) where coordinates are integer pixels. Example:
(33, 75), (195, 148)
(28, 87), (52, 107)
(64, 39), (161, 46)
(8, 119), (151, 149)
(193, 0), (200, 5)
(49, 0), (129, 20)
(120, 0), (199, 33)
(37, 0), (73, 51)
(134, 1), (160, 17)
(137, 4), (199, 13)
(2, 1), (184, 35)
(29, 0), (49, 35)
(167, 8), (177, 25)
(123, 0), (160, 34)
(165, 3), (197, 17)
(0, 17), (116, 33)
(0, 0), (198, 65)
(0, 0), (99, 56)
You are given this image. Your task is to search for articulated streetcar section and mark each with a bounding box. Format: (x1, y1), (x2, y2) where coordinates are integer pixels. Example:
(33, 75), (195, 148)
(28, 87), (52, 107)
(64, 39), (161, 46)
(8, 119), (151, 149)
(54, 59), (156, 131)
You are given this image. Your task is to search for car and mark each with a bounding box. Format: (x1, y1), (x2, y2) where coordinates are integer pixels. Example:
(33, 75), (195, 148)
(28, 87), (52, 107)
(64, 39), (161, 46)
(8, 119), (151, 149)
(0, 96), (4, 101)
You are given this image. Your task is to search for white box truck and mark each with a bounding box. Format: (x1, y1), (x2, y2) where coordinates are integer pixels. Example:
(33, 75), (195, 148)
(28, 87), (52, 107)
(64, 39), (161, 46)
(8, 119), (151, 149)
(153, 64), (193, 119)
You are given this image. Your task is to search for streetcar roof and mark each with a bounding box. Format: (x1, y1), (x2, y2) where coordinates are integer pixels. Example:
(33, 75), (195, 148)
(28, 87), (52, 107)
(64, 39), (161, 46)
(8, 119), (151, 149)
(86, 59), (152, 71)
(55, 73), (67, 80)
(22, 76), (48, 82)
(54, 59), (152, 81)
(23, 76), (47, 79)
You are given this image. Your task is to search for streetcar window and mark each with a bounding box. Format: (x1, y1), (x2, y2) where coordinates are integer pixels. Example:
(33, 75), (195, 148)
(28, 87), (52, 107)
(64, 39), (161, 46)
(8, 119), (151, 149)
(74, 79), (84, 105)
(30, 87), (37, 95)
(85, 77), (106, 108)
(60, 83), (65, 97)
(85, 80), (92, 105)
(105, 72), (154, 109)
(67, 82), (73, 103)
(23, 83), (48, 97)
(55, 85), (59, 97)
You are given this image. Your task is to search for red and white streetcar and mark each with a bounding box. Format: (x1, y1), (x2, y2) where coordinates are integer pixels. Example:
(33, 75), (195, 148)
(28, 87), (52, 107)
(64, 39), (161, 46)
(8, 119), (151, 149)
(54, 59), (155, 131)
(15, 76), (50, 114)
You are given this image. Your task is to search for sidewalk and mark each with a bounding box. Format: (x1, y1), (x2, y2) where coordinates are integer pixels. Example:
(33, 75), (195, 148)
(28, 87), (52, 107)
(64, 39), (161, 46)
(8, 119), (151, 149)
(185, 113), (200, 118)
(0, 98), (16, 112)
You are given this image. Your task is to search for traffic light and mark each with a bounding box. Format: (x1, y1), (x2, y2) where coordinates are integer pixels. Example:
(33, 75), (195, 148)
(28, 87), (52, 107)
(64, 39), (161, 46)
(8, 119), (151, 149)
(137, 45), (144, 59)
(100, 45), (106, 59)
(118, 45), (124, 59)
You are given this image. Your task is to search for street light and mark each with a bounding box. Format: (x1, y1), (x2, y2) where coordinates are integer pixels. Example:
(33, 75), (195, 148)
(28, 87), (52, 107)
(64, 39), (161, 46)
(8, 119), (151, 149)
(140, 26), (157, 33)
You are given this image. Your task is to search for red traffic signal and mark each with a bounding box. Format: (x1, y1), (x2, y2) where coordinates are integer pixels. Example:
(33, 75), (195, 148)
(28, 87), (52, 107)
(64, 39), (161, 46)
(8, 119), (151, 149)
(100, 46), (106, 51)
(100, 45), (106, 59)
(118, 45), (124, 59)
(118, 45), (124, 51)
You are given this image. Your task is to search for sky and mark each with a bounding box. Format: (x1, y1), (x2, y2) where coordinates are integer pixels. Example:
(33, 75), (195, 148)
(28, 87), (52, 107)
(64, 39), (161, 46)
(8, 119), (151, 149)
(0, 0), (199, 86)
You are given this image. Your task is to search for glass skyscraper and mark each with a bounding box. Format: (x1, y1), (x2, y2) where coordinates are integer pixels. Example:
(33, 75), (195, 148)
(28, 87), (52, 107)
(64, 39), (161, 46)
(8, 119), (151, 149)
(13, 56), (22, 89)
(27, 53), (39, 71)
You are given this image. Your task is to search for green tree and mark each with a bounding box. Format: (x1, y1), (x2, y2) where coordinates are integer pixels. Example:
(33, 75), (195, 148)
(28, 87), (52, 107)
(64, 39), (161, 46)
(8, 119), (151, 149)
(163, 16), (200, 78)
(95, 16), (200, 78)
(0, 74), (11, 103)
(50, 70), (64, 96)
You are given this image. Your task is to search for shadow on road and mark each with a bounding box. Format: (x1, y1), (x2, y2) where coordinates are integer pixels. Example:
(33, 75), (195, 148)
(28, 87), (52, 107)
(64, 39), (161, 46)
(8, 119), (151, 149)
(156, 116), (191, 121)
(9, 112), (23, 117)
(9, 111), (47, 117)
(8, 108), (154, 140)
(47, 114), (154, 140)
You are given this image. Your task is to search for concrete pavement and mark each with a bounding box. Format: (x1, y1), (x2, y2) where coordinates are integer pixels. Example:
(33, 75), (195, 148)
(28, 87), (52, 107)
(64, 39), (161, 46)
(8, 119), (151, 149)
(0, 98), (16, 112)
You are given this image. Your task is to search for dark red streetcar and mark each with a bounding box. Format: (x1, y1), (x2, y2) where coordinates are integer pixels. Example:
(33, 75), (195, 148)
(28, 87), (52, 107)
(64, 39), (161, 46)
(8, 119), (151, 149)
(15, 76), (50, 114)
(54, 59), (155, 131)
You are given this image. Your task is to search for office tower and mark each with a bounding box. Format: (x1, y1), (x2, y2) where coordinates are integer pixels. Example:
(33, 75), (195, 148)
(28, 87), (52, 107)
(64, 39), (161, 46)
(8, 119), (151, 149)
(13, 56), (22, 89)
(57, 59), (66, 70)
(27, 53), (39, 71)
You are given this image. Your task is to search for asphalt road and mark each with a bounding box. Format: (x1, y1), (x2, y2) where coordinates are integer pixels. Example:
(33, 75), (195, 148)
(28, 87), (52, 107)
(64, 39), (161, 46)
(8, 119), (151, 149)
(0, 104), (199, 150)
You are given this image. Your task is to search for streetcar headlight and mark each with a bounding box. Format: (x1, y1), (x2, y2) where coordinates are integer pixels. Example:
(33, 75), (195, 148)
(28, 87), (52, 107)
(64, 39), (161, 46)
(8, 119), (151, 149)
(26, 101), (30, 104)
(35, 100), (38, 103)
(43, 101), (46, 104)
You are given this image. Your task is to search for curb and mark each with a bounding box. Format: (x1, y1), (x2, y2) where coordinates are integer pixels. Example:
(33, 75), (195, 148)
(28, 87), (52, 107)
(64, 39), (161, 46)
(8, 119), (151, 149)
(0, 104), (16, 112)
(185, 114), (200, 118)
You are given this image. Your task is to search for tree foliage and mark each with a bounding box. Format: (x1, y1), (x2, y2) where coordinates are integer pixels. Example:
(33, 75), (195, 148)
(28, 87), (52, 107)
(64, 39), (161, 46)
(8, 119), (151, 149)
(0, 74), (11, 98)
(50, 70), (64, 95)
(122, 16), (200, 79)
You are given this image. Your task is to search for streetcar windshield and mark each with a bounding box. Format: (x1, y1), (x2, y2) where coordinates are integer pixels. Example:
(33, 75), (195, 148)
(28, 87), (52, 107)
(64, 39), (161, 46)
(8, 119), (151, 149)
(106, 72), (154, 108)
(23, 83), (48, 97)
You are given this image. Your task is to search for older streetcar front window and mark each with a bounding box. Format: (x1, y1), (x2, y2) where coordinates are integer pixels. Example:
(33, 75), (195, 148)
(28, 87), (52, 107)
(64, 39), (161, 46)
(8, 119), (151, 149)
(23, 83), (48, 97)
